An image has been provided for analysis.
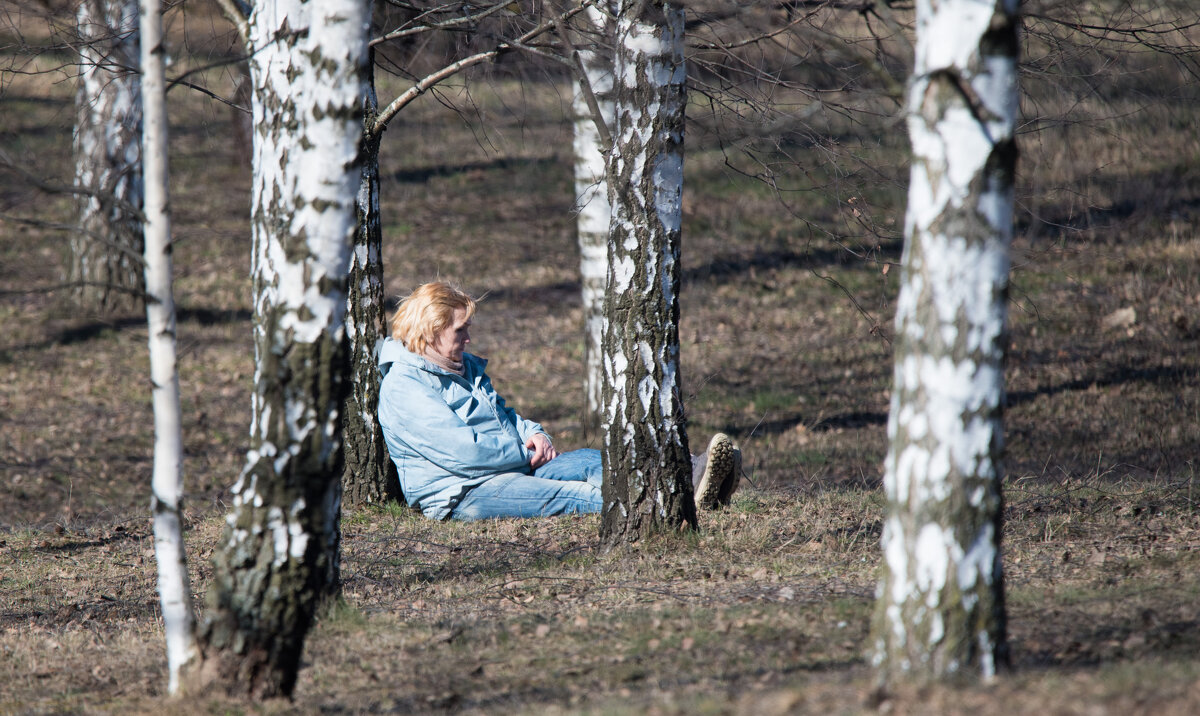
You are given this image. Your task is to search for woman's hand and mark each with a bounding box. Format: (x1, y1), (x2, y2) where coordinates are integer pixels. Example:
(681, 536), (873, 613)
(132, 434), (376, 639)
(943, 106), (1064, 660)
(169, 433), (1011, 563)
(526, 433), (558, 469)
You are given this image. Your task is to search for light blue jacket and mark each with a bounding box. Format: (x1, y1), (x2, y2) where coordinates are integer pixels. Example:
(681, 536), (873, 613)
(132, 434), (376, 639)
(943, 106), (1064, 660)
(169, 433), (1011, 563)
(377, 338), (544, 520)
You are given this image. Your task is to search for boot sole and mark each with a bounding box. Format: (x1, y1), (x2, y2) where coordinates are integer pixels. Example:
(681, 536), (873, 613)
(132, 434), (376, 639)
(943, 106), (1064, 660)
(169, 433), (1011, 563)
(695, 433), (735, 511)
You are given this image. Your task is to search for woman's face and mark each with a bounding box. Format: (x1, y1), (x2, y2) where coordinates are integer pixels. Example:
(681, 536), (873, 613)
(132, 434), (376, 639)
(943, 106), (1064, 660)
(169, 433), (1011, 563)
(431, 307), (471, 361)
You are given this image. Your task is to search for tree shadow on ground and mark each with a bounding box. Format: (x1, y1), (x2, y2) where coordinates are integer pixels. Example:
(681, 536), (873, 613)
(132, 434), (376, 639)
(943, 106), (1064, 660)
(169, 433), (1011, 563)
(485, 281), (579, 310)
(1017, 163), (1200, 242)
(1014, 615), (1200, 670)
(716, 411), (888, 440)
(5, 306), (251, 353)
(388, 156), (559, 185)
(342, 529), (599, 602)
(1007, 363), (1196, 408)
(0, 527), (157, 629)
(683, 242), (902, 285)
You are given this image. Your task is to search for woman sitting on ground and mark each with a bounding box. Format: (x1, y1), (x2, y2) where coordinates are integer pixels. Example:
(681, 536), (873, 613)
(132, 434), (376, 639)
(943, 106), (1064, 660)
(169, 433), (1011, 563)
(377, 281), (741, 521)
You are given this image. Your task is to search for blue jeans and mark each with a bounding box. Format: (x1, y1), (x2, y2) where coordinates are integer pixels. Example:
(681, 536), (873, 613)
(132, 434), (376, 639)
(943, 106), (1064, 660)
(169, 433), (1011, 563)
(449, 449), (603, 521)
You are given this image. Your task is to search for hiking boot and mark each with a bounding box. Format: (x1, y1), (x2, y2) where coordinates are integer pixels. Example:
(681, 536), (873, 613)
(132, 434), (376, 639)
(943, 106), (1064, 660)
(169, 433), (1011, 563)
(716, 439), (742, 507)
(695, 433), (736, 511)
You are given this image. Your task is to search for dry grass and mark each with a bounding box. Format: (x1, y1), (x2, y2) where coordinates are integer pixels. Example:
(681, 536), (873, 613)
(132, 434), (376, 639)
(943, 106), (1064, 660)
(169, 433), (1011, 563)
(3, 482), (1198, 714)
(3, 2), (1200, 713)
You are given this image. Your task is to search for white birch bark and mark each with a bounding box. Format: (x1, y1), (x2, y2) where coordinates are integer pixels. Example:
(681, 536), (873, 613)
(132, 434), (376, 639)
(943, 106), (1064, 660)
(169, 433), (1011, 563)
(192, 0), (371, 697)
(599, 1), (695, 545)
(573, 4), (616, 437)
(72, 0), (144, 311)
(343, 51), (400, 506)
(870, 0), (1018, 685)
(140, 0), (196, 694)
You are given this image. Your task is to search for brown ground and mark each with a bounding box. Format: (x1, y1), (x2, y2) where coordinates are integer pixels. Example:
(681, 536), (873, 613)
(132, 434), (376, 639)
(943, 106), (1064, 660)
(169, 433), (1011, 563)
(2, 6), (1200, 714)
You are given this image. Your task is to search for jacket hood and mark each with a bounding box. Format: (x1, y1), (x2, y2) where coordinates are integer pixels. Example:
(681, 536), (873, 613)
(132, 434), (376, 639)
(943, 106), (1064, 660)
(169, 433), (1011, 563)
(378, 337), (485, 379)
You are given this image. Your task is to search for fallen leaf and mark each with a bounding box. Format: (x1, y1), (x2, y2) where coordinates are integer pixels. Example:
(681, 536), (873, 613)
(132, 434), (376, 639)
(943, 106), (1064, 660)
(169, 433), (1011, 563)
(1103, 306), (1136, 330)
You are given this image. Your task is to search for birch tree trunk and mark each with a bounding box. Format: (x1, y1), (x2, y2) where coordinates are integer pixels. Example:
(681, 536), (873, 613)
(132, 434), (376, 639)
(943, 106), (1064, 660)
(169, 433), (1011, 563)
(140, 0), (196, 694)
(870, 0), (1018, 685)
(343, 51), (401, 506)
(71, 0), (144, 312)
(189, 0), (371, 697)
(599, 1), (695, 546)
(573, 4), (616, 439)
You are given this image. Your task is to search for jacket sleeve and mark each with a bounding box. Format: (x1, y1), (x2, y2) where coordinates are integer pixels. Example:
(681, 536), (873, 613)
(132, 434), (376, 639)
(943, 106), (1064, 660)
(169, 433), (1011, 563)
(379, 371), (533, 478)
(477, 372), (547, 444)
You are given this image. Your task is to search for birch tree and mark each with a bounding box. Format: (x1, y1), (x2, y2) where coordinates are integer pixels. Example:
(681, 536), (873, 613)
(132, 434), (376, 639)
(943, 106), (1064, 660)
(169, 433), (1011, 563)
(342, 49), (400, 506)
(599, 0), (695, 546)
(870, 0), (1018, 685)
(566, 2), (617, 438)
(71, 0), (144, 312)
(140, 0), (197, 693)
(188, 0), (371, 697)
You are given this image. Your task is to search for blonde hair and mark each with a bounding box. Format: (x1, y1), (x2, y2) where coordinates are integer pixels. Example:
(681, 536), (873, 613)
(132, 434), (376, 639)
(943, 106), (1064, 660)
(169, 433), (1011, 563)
(390, 282), (477, 356)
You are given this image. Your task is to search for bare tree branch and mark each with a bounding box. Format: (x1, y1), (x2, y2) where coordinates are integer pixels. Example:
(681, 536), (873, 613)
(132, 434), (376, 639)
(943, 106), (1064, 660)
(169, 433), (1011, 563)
(0, 148), (146, 221)
(0, 280), (153, 300)
(370, 0), (597, 136)
(555, 9), (612, 151)
(213, 0), (250, 46)
(165, 53), (252, 95)
(688, 6), (816, 52)
(372, 0), (516, 45)
(0, 211), (148, 265)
